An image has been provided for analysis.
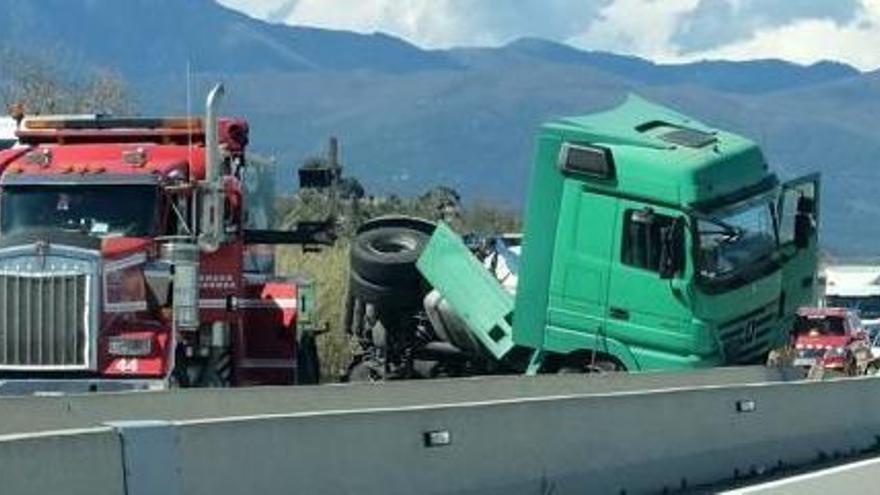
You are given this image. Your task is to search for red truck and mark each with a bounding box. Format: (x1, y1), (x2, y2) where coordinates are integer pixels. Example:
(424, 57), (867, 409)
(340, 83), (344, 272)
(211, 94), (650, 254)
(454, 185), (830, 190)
(791, 307), (868, 374)
(0, 84), (328, 393)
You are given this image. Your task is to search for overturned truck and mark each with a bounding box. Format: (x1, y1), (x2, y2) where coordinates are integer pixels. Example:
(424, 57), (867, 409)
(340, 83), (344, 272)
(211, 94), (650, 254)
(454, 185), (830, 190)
(346, 95), (821, 380)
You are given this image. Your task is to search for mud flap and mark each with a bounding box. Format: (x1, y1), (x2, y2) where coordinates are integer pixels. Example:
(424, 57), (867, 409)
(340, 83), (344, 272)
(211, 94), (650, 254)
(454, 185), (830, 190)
(416, 223), (515, 360)
(237, 277), (300, 385)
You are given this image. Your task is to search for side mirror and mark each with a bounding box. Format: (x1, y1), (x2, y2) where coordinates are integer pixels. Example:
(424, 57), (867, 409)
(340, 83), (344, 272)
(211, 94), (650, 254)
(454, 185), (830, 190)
(659, 218), (685, 280)
(793, 195), (815, 249)
(797, 195), (816, 215)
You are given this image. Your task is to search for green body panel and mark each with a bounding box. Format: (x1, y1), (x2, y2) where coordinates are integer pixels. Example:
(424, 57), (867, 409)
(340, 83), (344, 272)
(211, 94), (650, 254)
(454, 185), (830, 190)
(603, 200), (702, 364)
(419, 95), (819, 373)
(542, 95), (769, 208)
(512, 133), (565, 351)
(510, 95), (819, 370)
(545, 184), (618, 342)
(416, 223), (515, 360)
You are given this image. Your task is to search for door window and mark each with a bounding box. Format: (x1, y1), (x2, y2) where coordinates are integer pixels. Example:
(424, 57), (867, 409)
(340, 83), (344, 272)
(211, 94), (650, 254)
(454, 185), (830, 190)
(622, 209), (677, 272)
(779, 180), (817, 246)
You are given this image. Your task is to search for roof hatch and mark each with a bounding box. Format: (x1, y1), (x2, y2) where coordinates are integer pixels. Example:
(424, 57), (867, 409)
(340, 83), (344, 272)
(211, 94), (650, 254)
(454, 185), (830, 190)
(636, 120), (717, 149)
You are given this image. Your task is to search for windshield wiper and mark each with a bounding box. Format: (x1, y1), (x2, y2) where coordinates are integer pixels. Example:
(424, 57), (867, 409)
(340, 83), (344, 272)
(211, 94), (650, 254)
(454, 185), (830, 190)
(697, 217), (742, 243)
(690, 207), (747, 242)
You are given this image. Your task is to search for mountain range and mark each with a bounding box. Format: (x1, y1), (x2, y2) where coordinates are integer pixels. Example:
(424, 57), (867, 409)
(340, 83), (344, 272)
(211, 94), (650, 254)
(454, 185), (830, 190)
(0, 0), (877, 257)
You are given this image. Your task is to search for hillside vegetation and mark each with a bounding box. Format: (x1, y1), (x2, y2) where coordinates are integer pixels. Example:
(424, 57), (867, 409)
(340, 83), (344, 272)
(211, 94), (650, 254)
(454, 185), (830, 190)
(0, 0), (874, 254)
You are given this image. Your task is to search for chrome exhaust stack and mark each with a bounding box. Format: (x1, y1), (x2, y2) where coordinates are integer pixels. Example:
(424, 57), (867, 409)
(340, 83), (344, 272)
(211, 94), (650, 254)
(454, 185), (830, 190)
(200, 83), (225, 252)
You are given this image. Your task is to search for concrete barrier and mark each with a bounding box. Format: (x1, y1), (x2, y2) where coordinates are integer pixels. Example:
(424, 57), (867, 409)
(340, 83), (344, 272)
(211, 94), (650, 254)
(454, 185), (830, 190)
(0, 369), (878, 494)
(0, 366), (800, 436)
(167, 377), (880, 494)
(0, 428), (124, 495)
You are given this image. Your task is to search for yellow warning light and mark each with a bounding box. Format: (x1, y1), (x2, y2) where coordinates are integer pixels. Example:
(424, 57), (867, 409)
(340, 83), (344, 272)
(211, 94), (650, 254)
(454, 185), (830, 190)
(23, 116), (203, 131)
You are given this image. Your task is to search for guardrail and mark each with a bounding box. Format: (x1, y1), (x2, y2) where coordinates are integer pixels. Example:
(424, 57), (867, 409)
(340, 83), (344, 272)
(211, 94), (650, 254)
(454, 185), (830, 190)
(1, 368), (878, 494)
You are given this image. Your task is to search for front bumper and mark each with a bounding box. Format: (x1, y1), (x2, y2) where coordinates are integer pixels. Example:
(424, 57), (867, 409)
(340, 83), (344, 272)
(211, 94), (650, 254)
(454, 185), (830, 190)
(0, 378), (167, 396)
(792, 357), (818, 367)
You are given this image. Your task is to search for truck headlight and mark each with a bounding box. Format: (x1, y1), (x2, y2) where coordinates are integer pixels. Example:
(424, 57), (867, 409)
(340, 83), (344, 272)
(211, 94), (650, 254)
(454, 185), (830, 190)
(108, 335), (153, 357)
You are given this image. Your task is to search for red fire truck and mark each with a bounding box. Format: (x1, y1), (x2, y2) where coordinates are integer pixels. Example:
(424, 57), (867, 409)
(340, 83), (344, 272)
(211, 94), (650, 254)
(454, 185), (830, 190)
(0, 84), (330, 393)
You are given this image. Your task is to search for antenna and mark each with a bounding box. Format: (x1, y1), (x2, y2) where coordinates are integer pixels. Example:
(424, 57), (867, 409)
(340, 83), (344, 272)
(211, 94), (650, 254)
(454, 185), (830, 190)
(186, 60), (193, 161)
(186, 60), (198, 240)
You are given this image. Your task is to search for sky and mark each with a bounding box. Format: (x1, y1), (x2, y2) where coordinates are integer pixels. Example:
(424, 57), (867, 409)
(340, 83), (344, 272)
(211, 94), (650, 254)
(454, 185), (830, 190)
(218, 0), (880, 71)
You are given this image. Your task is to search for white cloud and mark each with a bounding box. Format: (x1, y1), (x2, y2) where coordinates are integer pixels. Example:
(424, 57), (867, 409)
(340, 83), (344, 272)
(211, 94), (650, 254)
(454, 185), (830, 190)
(572, 0), (880, 69)
(218, 0), (880, 70)
(219, 0), (609, 47)
(217, 0), (291, 19)
(681, 1), (880, 69)
(672, 0), (864, 53)
(569, 0), (701, 61)
(254, 0), (613, 48)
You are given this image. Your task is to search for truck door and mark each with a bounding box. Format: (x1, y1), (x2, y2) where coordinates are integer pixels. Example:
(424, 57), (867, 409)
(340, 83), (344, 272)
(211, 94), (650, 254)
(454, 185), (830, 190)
(546, 184), (618, 340)
(605, 201), (691, 366)
(778, 174), (820, 314)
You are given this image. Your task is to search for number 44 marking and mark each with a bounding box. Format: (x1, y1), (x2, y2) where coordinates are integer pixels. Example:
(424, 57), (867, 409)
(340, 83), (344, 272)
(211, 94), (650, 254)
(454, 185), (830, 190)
(114, 358), (139, 373)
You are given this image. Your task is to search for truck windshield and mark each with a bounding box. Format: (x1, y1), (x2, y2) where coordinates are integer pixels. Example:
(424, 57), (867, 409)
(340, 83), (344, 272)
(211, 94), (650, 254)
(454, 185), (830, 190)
(825, 295), (880, 321)
(696, 201), (776, 280)
(0, 184), (158, 238)
(794, 315), (846, 336)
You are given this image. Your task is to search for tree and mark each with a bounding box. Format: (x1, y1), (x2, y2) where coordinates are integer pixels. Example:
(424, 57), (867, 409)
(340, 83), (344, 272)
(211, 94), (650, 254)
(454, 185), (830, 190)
(77, 69), (134, 115)
(0, 49), (134, 116)
(337, 177), (365, 200)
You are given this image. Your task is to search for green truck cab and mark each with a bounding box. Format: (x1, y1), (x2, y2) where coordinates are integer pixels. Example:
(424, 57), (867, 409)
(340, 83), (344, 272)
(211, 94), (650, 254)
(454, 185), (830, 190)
(348, 95), (820, 379)
(506, 95), (819, 371)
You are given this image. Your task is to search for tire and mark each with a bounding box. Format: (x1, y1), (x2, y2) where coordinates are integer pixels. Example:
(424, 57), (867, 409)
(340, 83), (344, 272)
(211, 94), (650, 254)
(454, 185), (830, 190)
(553, 353), (626, 375)
(351, 226), (430, 286)
(586, 358), (624, 373)
(343, 357), (384, 382)
(865, 362), (880, 376)
(349, 271), (421, 307)
(172, 348), (232, 388)
(557, 366), (582, 374)
(200, 348), (233, 387)
(348, 271), (396, 303)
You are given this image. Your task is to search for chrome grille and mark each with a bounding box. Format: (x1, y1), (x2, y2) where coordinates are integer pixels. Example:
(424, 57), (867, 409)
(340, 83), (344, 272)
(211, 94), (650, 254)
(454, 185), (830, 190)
(798, 348), (826, 360)
(0, 273), (90, 368)
(717, 303), (778, 365)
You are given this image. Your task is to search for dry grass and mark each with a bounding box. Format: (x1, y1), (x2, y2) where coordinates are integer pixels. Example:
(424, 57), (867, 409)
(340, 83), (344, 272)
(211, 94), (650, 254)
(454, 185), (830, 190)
(276, 242), (359, 381)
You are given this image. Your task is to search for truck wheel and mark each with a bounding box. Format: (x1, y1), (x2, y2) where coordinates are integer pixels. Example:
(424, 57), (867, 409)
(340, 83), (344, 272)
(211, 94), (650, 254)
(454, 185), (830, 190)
(866, 362), (880, 376)
(169, 346), (191, 388)
(586, 359), (623, 374)
(344, 358), (384, 382)
(351, 226), (429, 286)
(349, 271), (420, 307)
(171, 348), (233, 388)
(349, 271), (396, 303)
(199, 348), (233, 387)
(553, 353), (626, 374)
